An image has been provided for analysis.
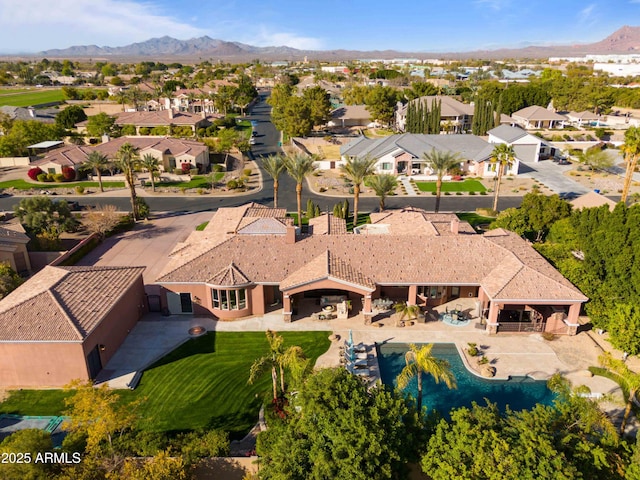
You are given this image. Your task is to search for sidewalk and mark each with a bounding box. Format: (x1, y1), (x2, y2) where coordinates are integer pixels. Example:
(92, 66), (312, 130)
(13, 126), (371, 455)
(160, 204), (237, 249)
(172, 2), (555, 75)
(398, 175), (418, 196)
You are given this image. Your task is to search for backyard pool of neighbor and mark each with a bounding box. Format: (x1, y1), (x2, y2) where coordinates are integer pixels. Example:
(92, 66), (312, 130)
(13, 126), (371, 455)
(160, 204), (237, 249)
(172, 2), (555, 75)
(377, 343), (555, 415)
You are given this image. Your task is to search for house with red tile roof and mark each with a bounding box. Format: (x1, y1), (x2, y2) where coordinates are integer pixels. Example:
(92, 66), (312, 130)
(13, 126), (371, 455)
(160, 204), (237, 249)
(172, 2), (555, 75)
(31, 136), (209, 175)
(155, 204), (587, 335)
(0, 265), (146, 388)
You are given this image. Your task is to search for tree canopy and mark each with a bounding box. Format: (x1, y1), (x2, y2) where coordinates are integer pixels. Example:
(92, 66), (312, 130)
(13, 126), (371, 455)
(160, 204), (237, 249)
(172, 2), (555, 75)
(257, 368), (423, 480)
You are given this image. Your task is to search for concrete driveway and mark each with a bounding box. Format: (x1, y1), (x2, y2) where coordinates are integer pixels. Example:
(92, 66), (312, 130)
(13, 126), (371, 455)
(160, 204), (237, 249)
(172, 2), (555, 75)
(518, 159), (591, 196)
(76, 211), (213, 284)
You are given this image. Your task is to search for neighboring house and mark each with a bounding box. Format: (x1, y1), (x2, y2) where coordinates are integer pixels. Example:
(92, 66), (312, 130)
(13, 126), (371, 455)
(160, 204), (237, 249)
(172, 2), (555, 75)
(0, 222), (31, 275)
(570, 191), (617, 211)
(512, 105), (567, 129)
(396, 95), (474, 133)
(155, 204), (587, 336)
(113, 110), (212, 135)
(340, 133), (507, 177)
(0, 106), (58, 124)
(565, 111), (600, 128)
(327, 105), (373, 128)
(487, 124), (558, 163)
(0, 265), (146, 388)
(32, 136), (210, 174)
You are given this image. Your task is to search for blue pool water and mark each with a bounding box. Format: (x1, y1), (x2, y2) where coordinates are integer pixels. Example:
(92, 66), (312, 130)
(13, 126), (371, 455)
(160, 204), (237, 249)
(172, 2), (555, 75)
(377, 343), (555, 415)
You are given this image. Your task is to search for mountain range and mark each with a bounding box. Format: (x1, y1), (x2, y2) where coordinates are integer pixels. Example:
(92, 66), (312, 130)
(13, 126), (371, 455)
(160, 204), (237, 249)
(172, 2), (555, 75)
(32, 25), (640, 61)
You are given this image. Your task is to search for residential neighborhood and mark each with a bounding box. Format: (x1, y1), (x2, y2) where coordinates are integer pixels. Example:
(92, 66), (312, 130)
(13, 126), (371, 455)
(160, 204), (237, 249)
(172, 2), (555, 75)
(1, 5), (640, 479)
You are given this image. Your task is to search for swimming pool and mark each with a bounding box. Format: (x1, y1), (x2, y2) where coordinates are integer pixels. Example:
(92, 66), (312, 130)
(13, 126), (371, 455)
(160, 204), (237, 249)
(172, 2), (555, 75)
(377, 343), (555, 415)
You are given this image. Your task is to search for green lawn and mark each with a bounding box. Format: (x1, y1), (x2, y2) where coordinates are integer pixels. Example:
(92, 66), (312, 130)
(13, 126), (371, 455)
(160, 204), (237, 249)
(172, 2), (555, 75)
(155, 175), (211, 189)
(0, 179), (125, 190)
(0, 89), (65, 107)
(0, 331), (331, 437)
(456, 212), (496, 228)
(415, 179), (487, 193)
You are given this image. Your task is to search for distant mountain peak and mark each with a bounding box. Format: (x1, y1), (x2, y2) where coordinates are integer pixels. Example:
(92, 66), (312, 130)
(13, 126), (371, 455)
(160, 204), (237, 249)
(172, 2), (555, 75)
(29, 26), (640, 60)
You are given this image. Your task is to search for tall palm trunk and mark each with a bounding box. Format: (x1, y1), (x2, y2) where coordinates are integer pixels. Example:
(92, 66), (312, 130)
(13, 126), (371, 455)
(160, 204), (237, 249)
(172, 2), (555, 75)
(353, 185), (360, 227)
(621, 155), (638, 203)
(97, 171), (104, 193)
(417, 368), (423, 412)
(492, 165), (504, 212)
(126, 172), (138, 220)
(273, 179), (279, 209)
(271, 366), (278, 401)
(620, 386), (638, 434)
(296, 183), (303, 227)
(435, 179), (443, 213)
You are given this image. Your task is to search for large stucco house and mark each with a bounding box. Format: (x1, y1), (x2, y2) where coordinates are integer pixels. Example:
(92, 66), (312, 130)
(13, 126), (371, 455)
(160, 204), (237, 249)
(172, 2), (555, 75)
(340, 133), (519, 177)
(396, 96), (475, 133)
(31, 136), (210, 175)
(155, 204), (587, 336)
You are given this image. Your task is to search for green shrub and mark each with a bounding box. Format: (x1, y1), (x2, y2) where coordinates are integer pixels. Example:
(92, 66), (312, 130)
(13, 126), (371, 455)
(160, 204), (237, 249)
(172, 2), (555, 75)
(455, 192), (462, 195)
(213, 164), (224, 172)
(467, 343), (478, 357)
(139, 127), (151, 135)
(469, 191), (476, 195)
(53, 173), (65, 182)
(227, 179), (238, 189)
(444, 192), (451, 195)
(174, 168), (183, 175)
(479, 191), (487, 195)
(37, 173), (48, 182)
(75, 186), (85, 195)
(189, 168), (198, 176)
(243, 168), (252, 177)
(197, 188), (205, 195)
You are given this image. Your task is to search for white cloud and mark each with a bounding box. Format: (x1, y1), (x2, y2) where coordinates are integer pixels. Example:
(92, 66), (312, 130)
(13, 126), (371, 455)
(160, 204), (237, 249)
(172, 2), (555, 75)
(243, 27), (324, 50)
(473, 0), (511, 10)
(0, 0), (207, 52)
(579, 3), (597, 23)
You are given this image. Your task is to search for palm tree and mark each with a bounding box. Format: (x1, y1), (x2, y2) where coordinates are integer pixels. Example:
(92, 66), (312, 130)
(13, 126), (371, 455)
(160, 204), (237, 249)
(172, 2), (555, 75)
(340, 156), (378, 226)
(261, 154), (286, 208)
(139, 154), (160, 192)
(115, 143), (141, 220)
(621, 126), (640, 204)
(248, 330), (282, 401)
(422, 148), (461, 213)
(599, 352), (640, 435)
(277, 345), (307, 394)
(284, 153), (316, 227)
(366, 174), (398, 212)
(393, 301), (421, 327)
(397, 343), (457, 412)
(490, 143), (516, 212)
(82, 151), (110, 192)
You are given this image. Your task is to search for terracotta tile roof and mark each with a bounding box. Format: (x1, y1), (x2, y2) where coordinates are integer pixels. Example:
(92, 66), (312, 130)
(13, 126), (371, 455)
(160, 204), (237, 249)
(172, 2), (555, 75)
(245, 206), (287, 218)
(157, 206), (586, 303)
(280, 251), (375, 291)
(114, 110), (208, 127)
(0, 226), (29, 243)
(570, 192), (617, 212)
(237, 218), (289, 235)
(308, 214), (347, 235)
(512, 106), (566, 122)
(369, 207), (474, 236)
(208, 263), (251, 287)
(0, 266), (144, 342)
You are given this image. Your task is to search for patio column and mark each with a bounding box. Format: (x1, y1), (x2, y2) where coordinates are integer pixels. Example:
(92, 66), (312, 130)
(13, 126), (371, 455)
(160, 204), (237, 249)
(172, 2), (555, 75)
(565, 304), (581, 335)
(407, 285), (417, 306)
(487, 302), (499, 335)
(283, 294), (292, 323)
(363, 294), (374, 325)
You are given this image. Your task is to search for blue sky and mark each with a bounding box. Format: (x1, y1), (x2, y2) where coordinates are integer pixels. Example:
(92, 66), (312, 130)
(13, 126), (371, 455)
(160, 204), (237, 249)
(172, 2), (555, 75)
(0, 0), (639, 54)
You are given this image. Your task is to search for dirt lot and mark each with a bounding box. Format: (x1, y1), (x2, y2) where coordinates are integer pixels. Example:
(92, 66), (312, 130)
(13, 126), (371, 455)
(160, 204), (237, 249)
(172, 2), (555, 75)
(563, 166), (640, 196)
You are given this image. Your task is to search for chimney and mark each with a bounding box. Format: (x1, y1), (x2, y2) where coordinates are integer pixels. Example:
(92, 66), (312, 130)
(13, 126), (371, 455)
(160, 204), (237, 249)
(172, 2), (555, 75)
(168, 109), (174, 119)
(450, 218), (460, 235)
(101, 134), (110, 144)
(285, 225), (297, 244)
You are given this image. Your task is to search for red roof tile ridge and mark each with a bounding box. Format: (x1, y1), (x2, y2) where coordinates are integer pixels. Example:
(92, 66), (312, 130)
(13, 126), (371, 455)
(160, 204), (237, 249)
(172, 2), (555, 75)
(45, 289), (83, 340)
(0, 266), (69, 314)
(157, 236), (237, 282)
